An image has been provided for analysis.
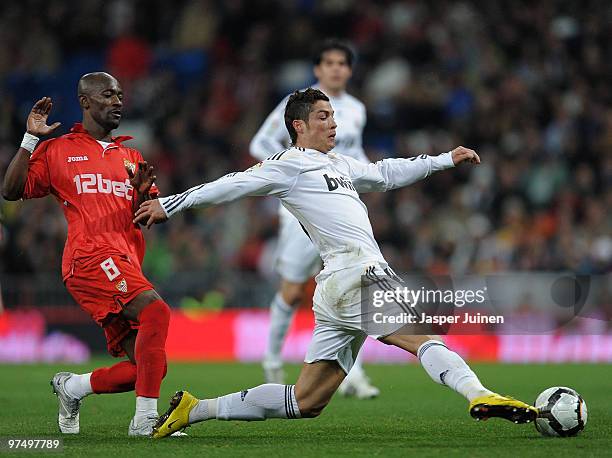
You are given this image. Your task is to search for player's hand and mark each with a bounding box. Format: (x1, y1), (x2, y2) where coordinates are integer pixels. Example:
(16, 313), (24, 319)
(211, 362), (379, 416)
(450, 146), (480, 165)
(26, 97), (61, 137)
(133, 199), (168, 228)
(127, 161), (156, 195)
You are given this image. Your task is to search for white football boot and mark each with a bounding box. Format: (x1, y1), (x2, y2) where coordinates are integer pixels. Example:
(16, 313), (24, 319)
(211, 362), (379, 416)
(50, 372), (82, 434)
(128, 415), (158, 437)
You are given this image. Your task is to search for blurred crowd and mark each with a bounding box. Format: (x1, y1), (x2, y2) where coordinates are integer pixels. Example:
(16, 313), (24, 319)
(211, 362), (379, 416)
(0, 0), (610, 307)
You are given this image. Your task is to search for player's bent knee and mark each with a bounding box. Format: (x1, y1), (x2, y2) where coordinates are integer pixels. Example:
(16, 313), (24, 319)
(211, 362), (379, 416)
(297, 399), (328, 418)
(122, 290), (163, 322)
(296, 392), (331, 418)
(140, 298), (171, 322)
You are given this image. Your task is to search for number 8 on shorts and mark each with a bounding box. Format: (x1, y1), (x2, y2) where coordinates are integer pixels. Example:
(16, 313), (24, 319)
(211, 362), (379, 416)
(100, 257), (121, 281)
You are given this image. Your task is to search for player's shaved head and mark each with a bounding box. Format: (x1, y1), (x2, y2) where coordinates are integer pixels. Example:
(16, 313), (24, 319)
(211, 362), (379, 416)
(78, 72), (118, 96)
(77, 72), (123, 133)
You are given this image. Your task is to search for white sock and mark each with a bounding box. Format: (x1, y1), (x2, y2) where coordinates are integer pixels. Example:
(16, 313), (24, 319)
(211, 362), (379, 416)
(192, 384), (301, 422)
(417, 340), (493, 401)
(189, 398), (217, 424)
(264, 293), (295, 369)
(64, 373), (93, 400)
(135, 396), (158, 418)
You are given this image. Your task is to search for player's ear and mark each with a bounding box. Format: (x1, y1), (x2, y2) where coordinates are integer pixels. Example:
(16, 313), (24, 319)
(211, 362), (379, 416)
(78, 95), (89, 110)
(292, 119), (306, 136)
(313, 64), (322, 80)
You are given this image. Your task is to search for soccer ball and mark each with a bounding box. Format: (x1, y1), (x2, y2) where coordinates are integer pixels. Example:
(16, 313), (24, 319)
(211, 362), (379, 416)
(534, 387), (587, 437)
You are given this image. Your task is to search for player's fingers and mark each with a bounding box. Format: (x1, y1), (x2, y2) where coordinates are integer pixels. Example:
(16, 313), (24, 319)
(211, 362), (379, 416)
(49, 122), (61, 131)
(146, 215), (155, 229)
(134, 204), (148, 217)
(44, 100), (53, 115)
(41, 98), (50, 113)
(133, 210), (148, 224)
(32, 98), (45, 111)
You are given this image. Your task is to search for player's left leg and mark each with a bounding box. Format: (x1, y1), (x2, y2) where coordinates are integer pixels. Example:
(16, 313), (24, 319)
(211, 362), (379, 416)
(152, 360), (345, 438)
(153, 324), (362, 438)
(380, 333), (537, 423)
(51, 332), (139, 434)
(121, 290), (171, 436)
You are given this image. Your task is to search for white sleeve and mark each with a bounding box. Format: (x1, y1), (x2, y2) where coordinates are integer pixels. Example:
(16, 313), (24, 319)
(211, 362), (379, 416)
(160, 155), (301, 217)
(346, 152), (455, 193)
(249, 96), (291, 161)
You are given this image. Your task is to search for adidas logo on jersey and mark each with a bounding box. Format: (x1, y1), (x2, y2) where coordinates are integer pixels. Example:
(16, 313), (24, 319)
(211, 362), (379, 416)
(67, 155), (89, 162)
(324, 173), (356, 192)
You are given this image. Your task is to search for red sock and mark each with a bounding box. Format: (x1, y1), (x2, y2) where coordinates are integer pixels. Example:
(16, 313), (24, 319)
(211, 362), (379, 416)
(134, 299), (171, 398)
(91, 360), (137, 394)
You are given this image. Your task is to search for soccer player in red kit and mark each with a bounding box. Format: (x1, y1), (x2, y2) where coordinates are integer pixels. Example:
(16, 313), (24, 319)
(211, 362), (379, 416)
(2, 72), (171, 437)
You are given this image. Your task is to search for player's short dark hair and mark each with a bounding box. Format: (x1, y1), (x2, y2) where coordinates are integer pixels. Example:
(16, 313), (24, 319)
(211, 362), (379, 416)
(284, 88), (330, 144)
(312, 38), (354, 67)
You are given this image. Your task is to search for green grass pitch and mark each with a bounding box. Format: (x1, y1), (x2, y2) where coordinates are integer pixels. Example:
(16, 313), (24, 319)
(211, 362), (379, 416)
(1, 360), (610, 457)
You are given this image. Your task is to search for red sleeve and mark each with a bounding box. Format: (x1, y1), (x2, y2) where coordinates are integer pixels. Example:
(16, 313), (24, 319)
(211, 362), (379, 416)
(23, 140), (52, 199)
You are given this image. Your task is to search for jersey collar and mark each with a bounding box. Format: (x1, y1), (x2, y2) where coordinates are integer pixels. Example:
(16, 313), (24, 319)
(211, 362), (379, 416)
(69, 123), (133, 145)
(294, 146), (329, 157)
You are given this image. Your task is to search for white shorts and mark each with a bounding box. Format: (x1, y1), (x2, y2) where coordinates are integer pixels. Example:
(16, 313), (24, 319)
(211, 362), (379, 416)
(276, 206), (321, 283)
(304, 323), (367, 374)
(305, 263), (409, 373)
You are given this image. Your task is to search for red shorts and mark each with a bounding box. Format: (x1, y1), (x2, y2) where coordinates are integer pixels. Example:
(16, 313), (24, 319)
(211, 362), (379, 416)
(65, 253), (154, 357)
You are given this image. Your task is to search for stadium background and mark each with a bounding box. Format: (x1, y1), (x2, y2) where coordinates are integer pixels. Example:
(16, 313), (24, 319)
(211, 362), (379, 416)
(0, 0), (610, 363)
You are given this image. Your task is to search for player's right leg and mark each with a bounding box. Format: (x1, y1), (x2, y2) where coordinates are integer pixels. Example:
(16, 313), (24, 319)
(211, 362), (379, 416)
(153, 360), (345, 438)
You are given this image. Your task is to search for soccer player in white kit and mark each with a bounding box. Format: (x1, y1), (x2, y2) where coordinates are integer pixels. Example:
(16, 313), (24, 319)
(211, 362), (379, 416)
(135, 88), (538, 437)
(250, 39), (378, 397)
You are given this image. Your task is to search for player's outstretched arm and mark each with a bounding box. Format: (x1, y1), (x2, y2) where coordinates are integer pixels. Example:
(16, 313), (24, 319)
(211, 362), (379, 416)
(2, 97), (61, 200)
(349, 146), (479, 193)
(134, 155), (302, 228)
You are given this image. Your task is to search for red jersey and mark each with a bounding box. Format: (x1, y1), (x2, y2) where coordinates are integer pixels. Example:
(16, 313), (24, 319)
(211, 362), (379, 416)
(23, 123), (157, 280)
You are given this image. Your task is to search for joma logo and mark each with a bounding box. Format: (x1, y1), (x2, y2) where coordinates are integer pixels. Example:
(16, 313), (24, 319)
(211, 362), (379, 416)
(67, 156), (89, 162)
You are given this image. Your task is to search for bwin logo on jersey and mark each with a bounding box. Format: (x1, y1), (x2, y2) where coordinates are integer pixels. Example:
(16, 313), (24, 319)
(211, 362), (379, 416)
(324, 174), (356, 192)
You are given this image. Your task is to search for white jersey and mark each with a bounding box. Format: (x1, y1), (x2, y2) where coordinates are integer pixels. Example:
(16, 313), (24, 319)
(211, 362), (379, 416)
(159, 147), (454, 281)
(250, 87), (368, 164)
